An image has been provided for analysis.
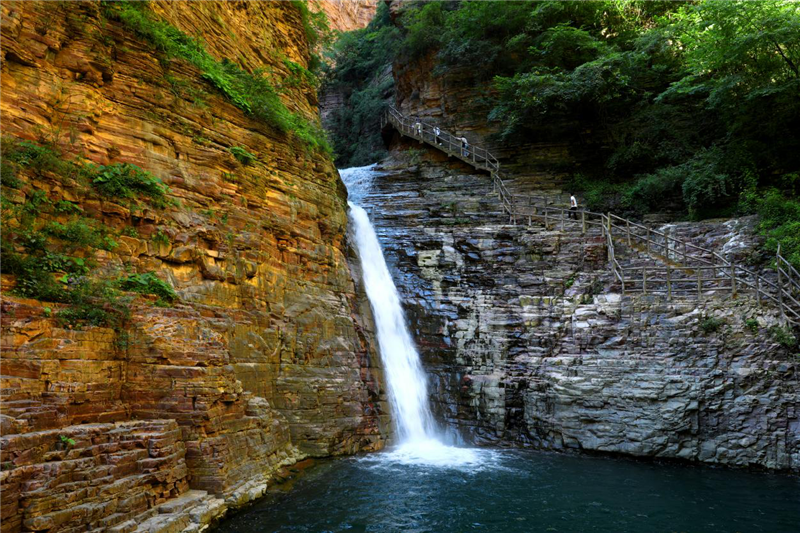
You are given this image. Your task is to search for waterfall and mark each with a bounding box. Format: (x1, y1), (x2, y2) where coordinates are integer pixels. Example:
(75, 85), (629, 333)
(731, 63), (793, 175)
(349, 202), (436, 442)
(341, 165), (485, 467)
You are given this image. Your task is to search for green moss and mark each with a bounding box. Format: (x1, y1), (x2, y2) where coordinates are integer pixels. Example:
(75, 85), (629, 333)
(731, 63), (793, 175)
(228, 146), (256, 165)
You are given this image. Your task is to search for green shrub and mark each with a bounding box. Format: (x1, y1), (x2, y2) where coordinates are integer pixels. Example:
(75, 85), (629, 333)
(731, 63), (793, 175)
(769, 325), (797, 349)
(744, 318), (759, 334)
(151, 230), (170, 247)
(228, 146), (256, 165)
(44, 220), (117, 251)
(1, 161), (21, 188)
(1, 137), (72, 178)
(741, 188), (800, 270)
(290, 0), (332, 50)
(119, 272), (177, 305)
(122, 226), (139, 238)
(56, 277), (131, 329)
(54, 200), (82, 214)
(699, 316), (724, 334)
(90, 163), (169, 205)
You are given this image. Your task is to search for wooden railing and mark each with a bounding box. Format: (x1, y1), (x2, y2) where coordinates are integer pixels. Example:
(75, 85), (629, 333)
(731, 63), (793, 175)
(382, 107), (499, 172)
(382, 106), (800, 326)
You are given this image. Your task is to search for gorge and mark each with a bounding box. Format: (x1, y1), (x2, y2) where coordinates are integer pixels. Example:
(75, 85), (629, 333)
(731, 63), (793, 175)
(1, 1), (799, 532)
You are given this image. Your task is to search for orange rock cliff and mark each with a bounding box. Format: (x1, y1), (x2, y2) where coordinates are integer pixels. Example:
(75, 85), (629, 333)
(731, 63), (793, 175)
(0, 2), (387, 532)
(313, 0), (378, 32)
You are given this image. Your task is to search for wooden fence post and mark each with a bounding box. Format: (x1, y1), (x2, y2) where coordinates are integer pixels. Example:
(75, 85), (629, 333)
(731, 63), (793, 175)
(626, 220), (631, 246)
(666, 264), (672, 299)
(730, 265), (737, 296)
(643, 266), (648, 294)
(581, 211), (586, 235)
(777, 246), (785, 320)
(697, 268), (702, 300)
(646, 228), (651, 254)
(755, 274), (761, 306)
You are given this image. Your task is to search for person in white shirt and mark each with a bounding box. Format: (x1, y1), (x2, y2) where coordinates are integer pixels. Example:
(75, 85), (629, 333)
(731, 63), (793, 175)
(434, 126), (441, 145)
(569, 194), (578, 219)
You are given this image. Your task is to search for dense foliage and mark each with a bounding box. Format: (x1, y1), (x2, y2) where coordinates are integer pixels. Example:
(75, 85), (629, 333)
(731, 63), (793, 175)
(327, 0), (799, 265)
(321, 2), (400, 167)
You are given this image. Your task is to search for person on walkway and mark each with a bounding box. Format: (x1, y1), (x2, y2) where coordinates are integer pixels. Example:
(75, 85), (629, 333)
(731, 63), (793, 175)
(414, 120), (422, 137)
(569, 194), (578, 219)
(434, 126), (441, 145)
(461, 137), (469, 157)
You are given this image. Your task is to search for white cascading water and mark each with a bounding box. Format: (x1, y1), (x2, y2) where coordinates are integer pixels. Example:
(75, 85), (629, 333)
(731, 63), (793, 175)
(349, 203), (436, 442)
(341, 165), (487, 468)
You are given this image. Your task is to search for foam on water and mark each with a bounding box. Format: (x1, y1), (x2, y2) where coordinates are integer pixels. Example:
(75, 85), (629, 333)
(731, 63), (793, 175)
(341, 165), (489, 469)
(367, 439), (503, 470)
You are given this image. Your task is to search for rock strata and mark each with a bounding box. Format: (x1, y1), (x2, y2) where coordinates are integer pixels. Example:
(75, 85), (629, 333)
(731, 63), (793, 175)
(364, 155), (798, 472)
(1, 2), (387, 531)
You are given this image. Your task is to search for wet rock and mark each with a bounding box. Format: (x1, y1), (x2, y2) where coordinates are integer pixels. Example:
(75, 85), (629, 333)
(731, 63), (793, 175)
(361, 159), (798, 473)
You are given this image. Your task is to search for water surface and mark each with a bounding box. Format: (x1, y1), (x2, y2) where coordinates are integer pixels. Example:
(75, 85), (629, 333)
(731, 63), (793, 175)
(215, 449), (800, 533)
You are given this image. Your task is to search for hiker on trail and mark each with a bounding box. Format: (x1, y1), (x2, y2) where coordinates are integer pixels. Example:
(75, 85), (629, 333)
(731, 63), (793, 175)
(434, 126), (441, 145)
(414, 120), (422, 137)
(569, 194), (578, 219)
(461, 137), (469, 157)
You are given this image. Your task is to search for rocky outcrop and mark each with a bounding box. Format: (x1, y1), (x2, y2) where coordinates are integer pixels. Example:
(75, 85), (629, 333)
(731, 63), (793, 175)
(363, 154), (798, 472)
(0, 2), (387, 531)
(313, 0), (378, 32)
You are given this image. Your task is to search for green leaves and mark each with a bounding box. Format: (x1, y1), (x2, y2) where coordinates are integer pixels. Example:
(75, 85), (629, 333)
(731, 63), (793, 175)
(91, 163), (170, 207)
(119, 272), (177, 305)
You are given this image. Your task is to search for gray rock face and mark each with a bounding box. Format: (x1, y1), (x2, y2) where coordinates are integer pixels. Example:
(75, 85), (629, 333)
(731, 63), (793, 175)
(361, 157), (799, 472)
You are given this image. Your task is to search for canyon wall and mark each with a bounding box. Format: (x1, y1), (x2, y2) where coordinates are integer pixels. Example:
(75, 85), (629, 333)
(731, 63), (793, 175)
(313, 0), (378, 32)
(0, 2), (388, 532)
(363, 154), (798, 472)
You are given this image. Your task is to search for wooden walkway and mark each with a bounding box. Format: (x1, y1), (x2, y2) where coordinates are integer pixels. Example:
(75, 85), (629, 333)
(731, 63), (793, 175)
(382, 106), (800, 326)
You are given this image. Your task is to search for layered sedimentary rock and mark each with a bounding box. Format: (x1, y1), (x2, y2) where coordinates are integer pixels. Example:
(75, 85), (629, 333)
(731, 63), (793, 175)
(363, 154), (798, 472)
(0, 2), (387, 531)
(313, 0), (379, 32)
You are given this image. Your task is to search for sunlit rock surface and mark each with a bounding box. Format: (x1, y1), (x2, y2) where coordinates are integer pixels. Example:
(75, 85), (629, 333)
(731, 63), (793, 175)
(0, 2), (387, 531)
(313, 0), (378, 32)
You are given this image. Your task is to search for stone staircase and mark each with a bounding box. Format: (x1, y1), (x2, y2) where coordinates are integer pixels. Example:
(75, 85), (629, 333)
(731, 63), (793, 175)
(382, 106), (800, 327)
